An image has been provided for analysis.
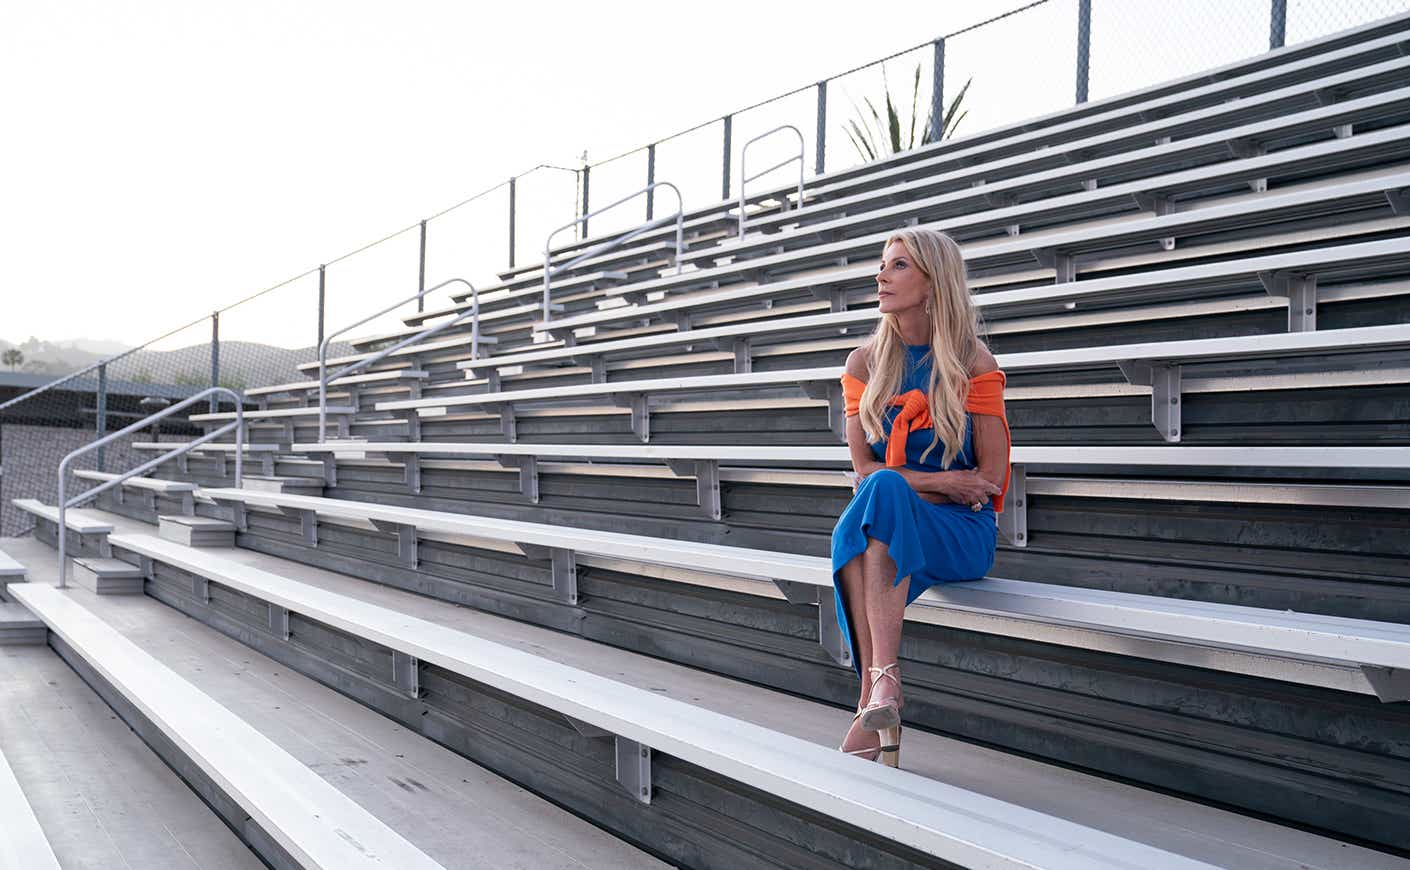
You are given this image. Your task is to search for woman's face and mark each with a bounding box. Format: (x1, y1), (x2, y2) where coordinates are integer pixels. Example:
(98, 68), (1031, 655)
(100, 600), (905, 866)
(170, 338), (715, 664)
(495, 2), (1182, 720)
(876, 240), (930, 316)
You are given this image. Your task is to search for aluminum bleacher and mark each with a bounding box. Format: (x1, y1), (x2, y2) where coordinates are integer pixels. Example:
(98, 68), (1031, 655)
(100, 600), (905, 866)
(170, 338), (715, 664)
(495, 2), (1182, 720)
(9, 13), (1410, 868)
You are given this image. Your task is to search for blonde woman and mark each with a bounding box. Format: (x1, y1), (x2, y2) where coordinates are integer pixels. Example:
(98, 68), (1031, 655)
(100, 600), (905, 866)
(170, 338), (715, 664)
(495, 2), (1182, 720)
(832, 228), (1012, 768)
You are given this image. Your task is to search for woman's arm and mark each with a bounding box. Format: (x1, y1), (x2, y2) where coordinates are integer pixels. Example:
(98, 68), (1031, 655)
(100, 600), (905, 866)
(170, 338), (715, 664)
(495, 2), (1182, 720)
(968, 345), (1008, 499)
(844, 347), (886, 479)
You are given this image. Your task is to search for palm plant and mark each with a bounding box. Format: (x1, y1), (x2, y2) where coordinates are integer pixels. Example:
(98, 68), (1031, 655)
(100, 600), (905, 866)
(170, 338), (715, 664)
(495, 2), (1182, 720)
(844, 63), (972, 162)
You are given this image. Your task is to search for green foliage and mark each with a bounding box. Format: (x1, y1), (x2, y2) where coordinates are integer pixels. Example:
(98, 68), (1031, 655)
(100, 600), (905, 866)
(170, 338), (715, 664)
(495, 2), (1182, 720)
(844, 63), (972, 162)
(1, 348), (22, 371)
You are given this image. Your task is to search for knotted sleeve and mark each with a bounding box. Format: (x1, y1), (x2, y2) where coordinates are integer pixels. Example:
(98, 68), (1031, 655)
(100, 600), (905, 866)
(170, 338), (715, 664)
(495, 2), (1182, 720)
(964, 370), (1013, 513)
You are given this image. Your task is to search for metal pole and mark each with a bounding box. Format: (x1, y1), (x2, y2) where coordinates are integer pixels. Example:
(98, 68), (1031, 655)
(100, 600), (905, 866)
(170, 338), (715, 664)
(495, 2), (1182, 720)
(95, 363), (107, 472)
(929, 38), (946, 143)
(209, 312), (220, 412)
(815, 81), (827, 175)
(317, 264), (326, 350)
(1269, 0), (1287, 49)
(1075, 0), (1092, 105)
(508, 176), (517, 269)
(721, 114), (733, 200)
(580, 165), (591, 239)
(645, 144), (656, 221)
(417, 219), (427, 313)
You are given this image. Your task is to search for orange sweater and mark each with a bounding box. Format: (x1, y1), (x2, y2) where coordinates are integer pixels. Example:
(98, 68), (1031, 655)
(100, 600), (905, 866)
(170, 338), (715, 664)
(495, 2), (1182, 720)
(841, 370), (1012, 512)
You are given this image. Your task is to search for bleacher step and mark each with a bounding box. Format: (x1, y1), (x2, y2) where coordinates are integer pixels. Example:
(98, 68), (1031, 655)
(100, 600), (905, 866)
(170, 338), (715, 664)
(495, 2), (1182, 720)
(71, 557), (145, 595)
(7, 565), (668, 869)
(0, 602), (44, 645)
(108, 526), (1397, 870)
(0, 642), (263, 868)
(239, 475), (325, 496)
(0, 742), (61, 870)
(157, 515), (234, 547)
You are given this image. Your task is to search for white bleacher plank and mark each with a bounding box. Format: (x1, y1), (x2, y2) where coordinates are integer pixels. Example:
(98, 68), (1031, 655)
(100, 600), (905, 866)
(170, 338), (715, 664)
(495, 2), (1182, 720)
(0, 742), (62, 870)
(243, 369), (430, 398)
(701, 116), (1410, 266)
(377, 367), (835, 413)
(197, 487), (1410, 681)
(541, 236), (1410, 339)
(10, 500), (113, 536)
(579, 170), (1410, 319)
(103, 532), (1219, 870)
(133, 440), (280, 453)
(73, 470), (198, 495)
(382, 320), (1410, 416)
(0, 545), (25, 579)
(188, 405), (356, 423)
(8, 582), (445, 870)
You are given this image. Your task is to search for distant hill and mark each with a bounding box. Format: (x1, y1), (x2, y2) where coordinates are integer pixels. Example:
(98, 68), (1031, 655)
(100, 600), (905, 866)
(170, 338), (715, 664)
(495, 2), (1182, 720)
(0, 337), (352, 391)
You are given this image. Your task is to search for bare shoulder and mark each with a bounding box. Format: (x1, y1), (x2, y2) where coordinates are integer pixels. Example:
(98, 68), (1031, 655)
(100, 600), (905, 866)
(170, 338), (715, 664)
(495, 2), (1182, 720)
(844, 342), (872, 380)
(968, 343), (998, 377)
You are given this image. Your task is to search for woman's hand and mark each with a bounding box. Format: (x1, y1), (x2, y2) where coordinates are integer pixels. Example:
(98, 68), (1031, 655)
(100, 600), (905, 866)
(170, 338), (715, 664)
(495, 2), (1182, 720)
(939, 470), (1003, 506)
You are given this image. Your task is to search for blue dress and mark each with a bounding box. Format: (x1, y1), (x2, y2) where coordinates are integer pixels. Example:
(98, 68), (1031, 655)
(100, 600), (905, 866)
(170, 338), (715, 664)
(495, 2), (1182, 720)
(830, 343), (998, 678)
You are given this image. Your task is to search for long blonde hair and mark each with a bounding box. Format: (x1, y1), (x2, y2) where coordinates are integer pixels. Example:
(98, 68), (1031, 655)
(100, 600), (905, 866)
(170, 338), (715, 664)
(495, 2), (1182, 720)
(858, 228), (984, 468)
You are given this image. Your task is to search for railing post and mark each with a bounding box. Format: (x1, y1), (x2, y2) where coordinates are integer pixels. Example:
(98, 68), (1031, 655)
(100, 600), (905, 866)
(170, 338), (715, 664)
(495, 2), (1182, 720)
(209, 312), (220, 413)
(815, 81), (827, 175)
(508, 176), (517, 269)
(721, 114), (733, 200)
(1075, 0), (1092, 104)
(1269, 0), (1287, 49)
(95, 363), (108, 472)
(929, 38), (946, 143)
(317, 264), (326, 350)
(645, 144), (656, 221)
(417, 219), (427, 313)
(580, 165), (591, 239)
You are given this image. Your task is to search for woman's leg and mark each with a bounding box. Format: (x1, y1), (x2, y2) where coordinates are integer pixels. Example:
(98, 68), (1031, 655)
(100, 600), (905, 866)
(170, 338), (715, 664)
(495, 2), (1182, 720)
(837, 553), (879, 753)
(862, 536), (908, 711)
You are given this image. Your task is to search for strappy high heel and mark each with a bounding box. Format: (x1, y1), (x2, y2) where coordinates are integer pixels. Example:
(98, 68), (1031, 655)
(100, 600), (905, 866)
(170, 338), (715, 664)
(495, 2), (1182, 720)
(858, 664), (903, 768)
(838, 711), (881, 761)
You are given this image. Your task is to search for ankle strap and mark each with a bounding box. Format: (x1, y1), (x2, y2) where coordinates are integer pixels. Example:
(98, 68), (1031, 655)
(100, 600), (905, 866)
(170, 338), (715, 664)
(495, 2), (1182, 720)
(867, 663), (901, 690)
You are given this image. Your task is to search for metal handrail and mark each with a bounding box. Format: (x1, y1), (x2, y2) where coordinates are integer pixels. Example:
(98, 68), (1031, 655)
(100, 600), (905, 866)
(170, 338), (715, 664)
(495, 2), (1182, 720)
(56, 386), (244, 588)
(318, 277), (481, 441)
(738, 125), (805, 240)
(541, 182), (684, 324)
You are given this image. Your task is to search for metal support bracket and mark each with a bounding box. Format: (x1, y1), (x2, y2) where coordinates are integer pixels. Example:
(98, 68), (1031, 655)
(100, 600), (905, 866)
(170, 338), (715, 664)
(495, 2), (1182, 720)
(495, 455), (540, 503)
(391, 651), (421, 699)
(615, 738), (652, 805)
(1386, 188), (1410, 217)
(371, 520), (419, 568)
(801, 381), (845, 440)
(808, 285), (846, 313)
(1132, 192), (1175, 251)
(1258, 270), (1318, 332)
(499, 404), (518, 442)
(268, 603), (290, 640)
(138, 555), (155, 581)
(997, 464), (1028, 548)
(282, 507), (318, 546)
(732, 337), (752, 374)
(1362, 665), (1410, 703)
(192, 574), (210, 604)
(521, 544), (579, 605)
(666, 459), (721, 520)
(1033, 249), (1075, 283)
(1225, 137), (1267, 192)
(404, 454), (422, 494)
(590, 357), (607, 384)
(614, 393), (650, 442)
(1118, 360), (1183, 442)
(564, 715), (611, 738)
(771, 579), (850, 668)
(320, 454), (339, 488)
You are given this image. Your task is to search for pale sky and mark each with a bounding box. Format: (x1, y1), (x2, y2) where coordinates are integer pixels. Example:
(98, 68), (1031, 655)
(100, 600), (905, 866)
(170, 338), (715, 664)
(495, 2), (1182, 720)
(2, 0), (1402, 350)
